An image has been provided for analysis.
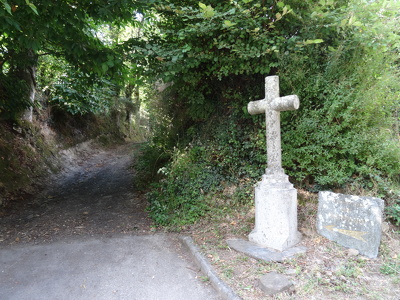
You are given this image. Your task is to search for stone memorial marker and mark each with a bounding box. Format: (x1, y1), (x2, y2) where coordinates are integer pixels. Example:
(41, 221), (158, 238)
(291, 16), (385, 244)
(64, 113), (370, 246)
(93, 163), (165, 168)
(247, 76), (301, 251)
(317, 191), (384, 258)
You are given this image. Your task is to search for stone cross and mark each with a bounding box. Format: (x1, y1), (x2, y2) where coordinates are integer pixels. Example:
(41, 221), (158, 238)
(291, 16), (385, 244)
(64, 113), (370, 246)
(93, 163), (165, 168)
(246, 76), (302, 251)
(248, 76), (299, 176)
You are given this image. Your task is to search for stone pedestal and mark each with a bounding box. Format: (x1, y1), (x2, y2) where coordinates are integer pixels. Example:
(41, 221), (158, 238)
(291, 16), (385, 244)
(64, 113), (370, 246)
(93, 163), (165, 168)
(249, 173), (301, 251)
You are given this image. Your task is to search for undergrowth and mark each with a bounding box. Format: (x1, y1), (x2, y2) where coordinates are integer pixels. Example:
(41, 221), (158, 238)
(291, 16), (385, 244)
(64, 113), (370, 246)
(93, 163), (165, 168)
(135, 21), (400, 227)
(137, 114), (266, 227)
(135, 106), (400, 227)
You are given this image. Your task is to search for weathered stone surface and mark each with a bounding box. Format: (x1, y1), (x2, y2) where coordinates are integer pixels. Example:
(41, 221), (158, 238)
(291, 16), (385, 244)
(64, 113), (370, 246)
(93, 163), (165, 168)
(247, 76), (302, 251)
(227, 238), (306, 262)
(317, 191), (384, 258)
(346, 248), (360, 257)
(248, 174), (301, 251)
(257, 272), (293, 296)
(247, 76), (299, 175)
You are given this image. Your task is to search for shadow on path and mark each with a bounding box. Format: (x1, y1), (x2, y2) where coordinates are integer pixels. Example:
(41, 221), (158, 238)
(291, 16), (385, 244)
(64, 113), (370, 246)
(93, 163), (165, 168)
(0, 142), (221, 300)
(0, 142), (151, 245)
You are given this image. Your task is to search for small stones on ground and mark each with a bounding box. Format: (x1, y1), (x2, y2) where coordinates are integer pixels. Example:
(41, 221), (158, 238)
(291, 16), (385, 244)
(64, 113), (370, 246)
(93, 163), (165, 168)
(346, 248), (360, 256)
(381, 222), (390, 233)
(285, 268), (297, 275)
(256, 271), (294, 296)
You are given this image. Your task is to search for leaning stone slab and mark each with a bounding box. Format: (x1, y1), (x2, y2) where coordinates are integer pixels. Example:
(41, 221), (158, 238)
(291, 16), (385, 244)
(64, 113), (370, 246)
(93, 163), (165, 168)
(227, 239), (306, 262)
(257, 272), (293, 296)
(317, 191), (384, 258)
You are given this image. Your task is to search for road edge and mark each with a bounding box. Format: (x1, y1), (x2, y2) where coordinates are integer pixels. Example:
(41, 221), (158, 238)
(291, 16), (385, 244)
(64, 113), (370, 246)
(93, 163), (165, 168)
(179, 236), (242, 300)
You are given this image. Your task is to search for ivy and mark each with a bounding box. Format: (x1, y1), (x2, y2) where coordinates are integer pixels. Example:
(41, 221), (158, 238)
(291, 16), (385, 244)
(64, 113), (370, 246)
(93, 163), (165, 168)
(137, 0), (400, 226)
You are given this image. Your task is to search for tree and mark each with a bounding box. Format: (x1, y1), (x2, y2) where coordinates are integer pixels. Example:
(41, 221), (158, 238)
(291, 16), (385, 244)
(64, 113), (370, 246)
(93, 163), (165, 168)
(135, 0), (400, 225)
(0, 0), (150, 119)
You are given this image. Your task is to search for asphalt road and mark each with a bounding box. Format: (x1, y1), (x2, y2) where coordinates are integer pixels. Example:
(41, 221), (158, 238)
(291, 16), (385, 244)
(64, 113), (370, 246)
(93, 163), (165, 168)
(0, 142), (221, 300)
(0, 234), (220, 300)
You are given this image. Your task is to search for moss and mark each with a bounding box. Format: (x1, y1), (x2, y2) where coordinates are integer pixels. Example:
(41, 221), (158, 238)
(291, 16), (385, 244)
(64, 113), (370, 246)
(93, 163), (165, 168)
(0, 120), (57, 207)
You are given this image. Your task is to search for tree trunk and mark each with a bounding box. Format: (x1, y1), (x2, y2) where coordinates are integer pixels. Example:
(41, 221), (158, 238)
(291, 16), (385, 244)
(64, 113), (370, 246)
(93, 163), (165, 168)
(13, 49), (37, 122)
(20, 64), (36, 122)
(133, 83), (141, 119)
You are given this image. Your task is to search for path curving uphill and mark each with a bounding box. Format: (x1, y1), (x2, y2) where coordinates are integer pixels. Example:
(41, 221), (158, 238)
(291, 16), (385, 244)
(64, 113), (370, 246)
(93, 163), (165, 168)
(0, 142), (222, 300)
(0, 142), (151, 245)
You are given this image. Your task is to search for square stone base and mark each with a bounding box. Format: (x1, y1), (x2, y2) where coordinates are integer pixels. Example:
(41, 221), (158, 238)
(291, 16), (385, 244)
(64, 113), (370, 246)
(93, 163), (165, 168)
(249, 174), (301, 251)
(227, 239), (306, 262)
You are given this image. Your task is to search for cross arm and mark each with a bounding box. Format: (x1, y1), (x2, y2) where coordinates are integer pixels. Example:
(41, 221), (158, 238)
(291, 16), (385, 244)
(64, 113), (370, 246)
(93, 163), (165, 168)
(248, 99), (267, 115)
(248, 95), (299, 116)
(270, 95), (299, 112)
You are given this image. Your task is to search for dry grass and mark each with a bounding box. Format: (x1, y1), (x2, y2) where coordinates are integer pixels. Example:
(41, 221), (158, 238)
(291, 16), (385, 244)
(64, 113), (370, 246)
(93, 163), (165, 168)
(186, 190), (400, 299)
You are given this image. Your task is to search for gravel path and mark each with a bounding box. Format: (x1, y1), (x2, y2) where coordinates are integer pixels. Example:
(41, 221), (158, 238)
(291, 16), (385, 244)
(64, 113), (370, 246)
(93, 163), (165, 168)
(0, 142), (152, 247)
(0, 142), (223, 300)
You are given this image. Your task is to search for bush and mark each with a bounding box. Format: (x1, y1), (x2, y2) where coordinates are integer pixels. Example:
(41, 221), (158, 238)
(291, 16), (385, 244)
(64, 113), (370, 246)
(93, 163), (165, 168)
(387, 202), (400, 227)
(140, 108), (267, 226)
(146, 146), (222, 226)
(0, 74), (32, 120)
(138, 0), (400, 227)
(278, 36), (400, 189)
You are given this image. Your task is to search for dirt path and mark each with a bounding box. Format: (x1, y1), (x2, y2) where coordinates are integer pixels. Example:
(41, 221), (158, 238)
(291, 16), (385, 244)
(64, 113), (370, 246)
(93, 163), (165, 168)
(0, 142), (152, 247)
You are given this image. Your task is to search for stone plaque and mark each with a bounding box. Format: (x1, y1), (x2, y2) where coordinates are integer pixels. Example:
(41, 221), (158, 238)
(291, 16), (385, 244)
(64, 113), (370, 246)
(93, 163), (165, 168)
(316, 191), (384, 258)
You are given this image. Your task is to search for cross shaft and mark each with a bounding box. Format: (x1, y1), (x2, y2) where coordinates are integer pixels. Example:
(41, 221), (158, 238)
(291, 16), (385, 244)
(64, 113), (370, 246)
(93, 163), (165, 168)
(248, 76), (299, 175)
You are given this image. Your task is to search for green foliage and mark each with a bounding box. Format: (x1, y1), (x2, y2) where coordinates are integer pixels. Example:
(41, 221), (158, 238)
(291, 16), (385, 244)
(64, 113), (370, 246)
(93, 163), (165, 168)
(133, 142), (171, 189)
(278, 9), (400, 188)
(36, 54), (126, 117)
(147, 0), (295, 78)
(139, 102), (267, 226)
(138, 0), (400, 227)
(132, 0), (300, 125)
(203, 114), (266, 182)
(0, 0), (151, 118)
(387, 202), (400, 227)
(0, 73), (31, 119)
(146, 146), (221, 226)
(51, 69), (116, 115)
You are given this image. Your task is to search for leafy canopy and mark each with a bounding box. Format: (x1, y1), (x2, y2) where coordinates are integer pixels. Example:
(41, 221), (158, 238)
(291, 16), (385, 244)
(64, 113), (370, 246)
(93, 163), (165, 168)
(135, 0), (400, 226)
(0, 0), (152, 117)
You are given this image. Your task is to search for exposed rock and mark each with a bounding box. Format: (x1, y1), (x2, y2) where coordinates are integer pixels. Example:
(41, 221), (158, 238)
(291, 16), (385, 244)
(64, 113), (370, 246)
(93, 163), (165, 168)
(257, 272), (294, 296)
(346, 248), (360, 256)
(317, 191), (384, 258)
(227, 238), (306, 262)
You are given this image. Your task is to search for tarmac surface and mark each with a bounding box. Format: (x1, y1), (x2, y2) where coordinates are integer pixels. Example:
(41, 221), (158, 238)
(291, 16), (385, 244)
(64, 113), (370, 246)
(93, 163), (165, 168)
(0, 142), (225, 300)
(0, 234), (221, 300)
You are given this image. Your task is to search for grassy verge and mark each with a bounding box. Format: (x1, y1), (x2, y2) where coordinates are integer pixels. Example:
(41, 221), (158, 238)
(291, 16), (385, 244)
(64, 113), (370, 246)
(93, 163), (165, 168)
(182, 190), (400, 299)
